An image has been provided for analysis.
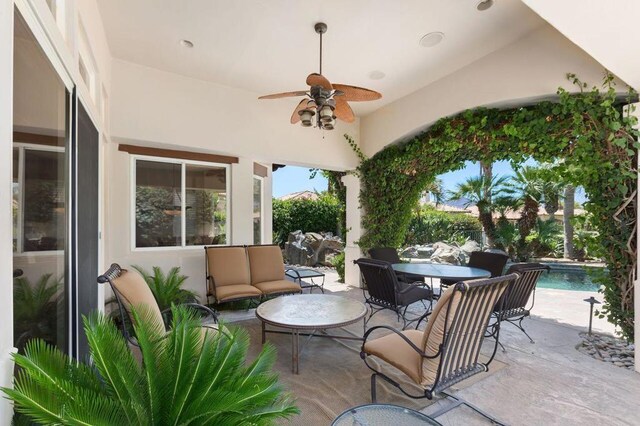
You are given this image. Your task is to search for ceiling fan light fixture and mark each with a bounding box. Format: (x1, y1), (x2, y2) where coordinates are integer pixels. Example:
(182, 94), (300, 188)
(299, 109), (315, 127)
(319, 104), (334, 122)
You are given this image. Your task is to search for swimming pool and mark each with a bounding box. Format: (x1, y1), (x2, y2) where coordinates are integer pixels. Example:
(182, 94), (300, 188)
(536, 268), (602, 292)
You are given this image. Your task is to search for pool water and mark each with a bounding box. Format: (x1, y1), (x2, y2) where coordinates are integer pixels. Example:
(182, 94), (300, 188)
(536, 269), (602, 292)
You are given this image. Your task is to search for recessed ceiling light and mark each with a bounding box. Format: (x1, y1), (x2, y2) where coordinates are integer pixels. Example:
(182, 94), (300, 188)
(180, 39), (194, 48)
(477, 0), (494, 11)
(419, 32), (445, 48)
(369, 70), (385, 80)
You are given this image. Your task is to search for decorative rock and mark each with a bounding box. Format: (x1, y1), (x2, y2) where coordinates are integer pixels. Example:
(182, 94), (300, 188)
(284, 230), (344, 267)
(576, 332), (635, 370)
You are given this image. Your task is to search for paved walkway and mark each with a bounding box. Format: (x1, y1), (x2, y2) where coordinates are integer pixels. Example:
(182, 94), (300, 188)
(219, 269), (640, 425)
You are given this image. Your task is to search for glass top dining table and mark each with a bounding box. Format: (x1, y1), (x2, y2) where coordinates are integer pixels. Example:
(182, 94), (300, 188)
(392, 263), (490, 281)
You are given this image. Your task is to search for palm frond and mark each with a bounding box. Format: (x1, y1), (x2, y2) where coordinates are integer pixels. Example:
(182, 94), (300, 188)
(4, 305), (297, 425)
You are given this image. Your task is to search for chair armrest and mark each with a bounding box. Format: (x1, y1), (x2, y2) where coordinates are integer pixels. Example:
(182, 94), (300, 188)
(362, 325), (427, 357)
(396, 281), (432, 294)
(161, 303), (219, 323)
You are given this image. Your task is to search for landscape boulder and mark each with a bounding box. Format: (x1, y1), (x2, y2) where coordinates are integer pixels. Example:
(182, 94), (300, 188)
(284, 230), (344, 266)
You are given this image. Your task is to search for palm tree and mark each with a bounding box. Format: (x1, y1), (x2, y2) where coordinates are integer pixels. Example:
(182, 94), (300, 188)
(3, 306), (299, 425)
(449, 175), (509, 247)
(504, 166), (545, 244)
(563, 185), (576, 259)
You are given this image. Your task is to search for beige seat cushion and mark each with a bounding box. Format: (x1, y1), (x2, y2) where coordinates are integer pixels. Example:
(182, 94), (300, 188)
(111, 269), (165, 331)
(420, 285), (463, 386)
(253, 279), (301, 295)
(215, 284), (262, 302)
(206, 247), (251, 294)
(247, 245), (286, 284)
(363, 330), (424, 384)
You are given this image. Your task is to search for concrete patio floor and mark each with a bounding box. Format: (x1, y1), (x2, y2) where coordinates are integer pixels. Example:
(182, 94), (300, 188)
(219, 269), (640, 425)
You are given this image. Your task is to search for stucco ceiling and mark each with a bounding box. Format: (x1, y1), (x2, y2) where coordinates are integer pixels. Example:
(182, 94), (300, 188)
(97, 0), (545, 116)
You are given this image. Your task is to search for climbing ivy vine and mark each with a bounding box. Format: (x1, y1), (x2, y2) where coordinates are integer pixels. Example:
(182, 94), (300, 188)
(349, 74), (639, 340)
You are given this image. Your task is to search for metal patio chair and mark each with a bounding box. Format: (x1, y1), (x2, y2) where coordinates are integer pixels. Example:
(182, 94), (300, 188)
(368, 247), (425, 284)
(487, 262), (549, 348)
(360, 274), (517, 425)
(355, 258), (433, 330)
(440, 251), (509, 289)
(98, 263), (219, 348)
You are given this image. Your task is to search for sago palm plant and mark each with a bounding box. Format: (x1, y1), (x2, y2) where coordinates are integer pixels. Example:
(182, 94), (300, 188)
(13, 273), (61, 352)
(3, 306), (298, 425)
(132, 265), (198, 312)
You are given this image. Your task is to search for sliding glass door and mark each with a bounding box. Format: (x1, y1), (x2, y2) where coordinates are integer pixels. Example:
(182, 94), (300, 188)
(12, 10), (71, 354)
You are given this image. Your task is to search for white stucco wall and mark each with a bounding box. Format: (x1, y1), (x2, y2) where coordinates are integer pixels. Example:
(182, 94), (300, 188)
(109, 59), (360, 171)
(0, 0), (14, 423)
(104, 59), (362, 300)
(522, 0), (640, 90)
(359, 24), (622, 156)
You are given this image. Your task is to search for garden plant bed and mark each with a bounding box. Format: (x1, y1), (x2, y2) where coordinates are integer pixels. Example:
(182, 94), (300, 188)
(577, 332), (635, 370)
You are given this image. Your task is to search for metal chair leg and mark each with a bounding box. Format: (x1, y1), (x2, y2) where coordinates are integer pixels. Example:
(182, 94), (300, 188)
(431, 390), (507, 426)
(371, 373), (378, 403)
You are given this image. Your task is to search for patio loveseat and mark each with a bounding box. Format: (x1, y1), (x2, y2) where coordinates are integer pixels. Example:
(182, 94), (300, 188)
(205, 244), (301, 305)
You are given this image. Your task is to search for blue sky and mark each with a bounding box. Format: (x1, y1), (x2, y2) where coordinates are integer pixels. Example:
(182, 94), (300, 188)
(273, 160), (586, 203)
(272, 167), (328, 198)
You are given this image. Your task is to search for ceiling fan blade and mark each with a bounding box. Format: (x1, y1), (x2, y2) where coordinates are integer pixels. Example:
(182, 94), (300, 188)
(335, 97), (355, 123)
(306, 73), (333, 90)
(290, 99), (309, 124)
(259, 91), (308, 100)
(333, 84), (381, 102)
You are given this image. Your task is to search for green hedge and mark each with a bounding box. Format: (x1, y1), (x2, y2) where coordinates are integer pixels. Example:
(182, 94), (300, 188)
(404, 206), (482, 246)
(272, 195), (340, 245)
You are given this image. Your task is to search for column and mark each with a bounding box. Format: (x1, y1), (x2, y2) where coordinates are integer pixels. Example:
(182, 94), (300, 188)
(263, 168), (273, 244)
(631, 102), (640, 374)
(0, 0), (14, 422)
(342, 174), (363, 287)
(230, 157), (254, 245)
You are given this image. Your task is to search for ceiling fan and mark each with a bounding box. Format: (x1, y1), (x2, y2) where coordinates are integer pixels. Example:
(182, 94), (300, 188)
(258, 22), (382, 130)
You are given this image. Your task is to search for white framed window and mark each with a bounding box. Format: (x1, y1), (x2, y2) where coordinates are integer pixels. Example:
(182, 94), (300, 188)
(45, 0), (67, 40)
(132, 156), (230, 250)
(253, 176), (264, 245)
(13, 143), (66, 255)
(77, 19), (98, 103)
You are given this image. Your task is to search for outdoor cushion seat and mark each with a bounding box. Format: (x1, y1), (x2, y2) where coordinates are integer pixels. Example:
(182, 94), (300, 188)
(363, 329), (424, 384)
(253, 279), (302, 295)
(214, 284), (262, 302)
(98, 264), (219, 349)
(247, 245), (302, 295)
(108, 265), (165, 330)
(360, 274), (516, 424)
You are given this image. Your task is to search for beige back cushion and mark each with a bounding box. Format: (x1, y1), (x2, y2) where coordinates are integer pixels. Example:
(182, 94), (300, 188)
(247, 245), (285, 285)
(206, 247), (251, 289)
(112, 269), (165, 331)
(420, 285), (463, 386)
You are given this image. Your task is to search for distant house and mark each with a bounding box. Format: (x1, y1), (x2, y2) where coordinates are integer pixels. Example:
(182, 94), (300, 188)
(423, 200), (585, 221)
(278, 191), (319, 201)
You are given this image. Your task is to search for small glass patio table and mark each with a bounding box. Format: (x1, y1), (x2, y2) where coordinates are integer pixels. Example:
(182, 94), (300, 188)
(285, 266), (325, 293)
(392, 263), (490, 282)
(332, 404), (442, 426)
(256, 294), (367, 374)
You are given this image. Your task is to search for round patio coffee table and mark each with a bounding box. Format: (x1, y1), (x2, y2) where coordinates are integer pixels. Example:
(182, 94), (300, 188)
(332, 404), (441, 425)
(256, 294), (367, 374)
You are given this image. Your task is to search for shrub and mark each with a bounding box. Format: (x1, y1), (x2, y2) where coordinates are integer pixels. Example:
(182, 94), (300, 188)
(3, 306), (298, 425)
(272, 194), (340, 245)
(131, 265), (198, 312)
(332, 251), (345, 283)
(403, 206), (482, 246)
